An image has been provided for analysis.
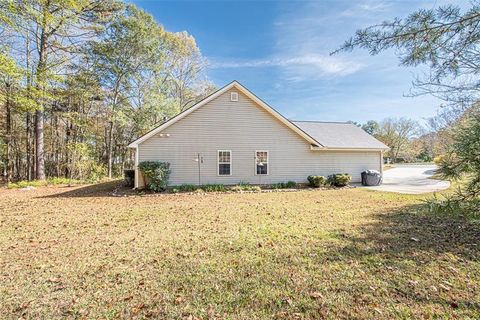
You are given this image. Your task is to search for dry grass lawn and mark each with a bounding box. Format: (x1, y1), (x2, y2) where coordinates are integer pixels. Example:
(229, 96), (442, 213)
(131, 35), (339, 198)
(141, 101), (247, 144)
(0, 182), (479, 319)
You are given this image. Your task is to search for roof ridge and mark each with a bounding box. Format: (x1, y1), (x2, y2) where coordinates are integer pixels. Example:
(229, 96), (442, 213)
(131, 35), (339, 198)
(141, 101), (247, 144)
(291, 120), (351, 124)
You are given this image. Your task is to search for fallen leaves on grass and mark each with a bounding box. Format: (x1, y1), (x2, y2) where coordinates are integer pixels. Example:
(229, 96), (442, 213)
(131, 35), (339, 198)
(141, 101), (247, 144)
(0, 183), (479, 319)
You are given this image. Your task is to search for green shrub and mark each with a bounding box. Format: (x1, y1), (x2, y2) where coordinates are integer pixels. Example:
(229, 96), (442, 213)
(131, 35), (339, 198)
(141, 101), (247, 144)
(64, 142), (107, 181)
(270, 182), (285, 189)
(138, 161), (171, 192)
(286, 181), (297, 188)
(201, 184), (226, 192)
(307, 175), (326, 187)
(86, 162), (107, 183)
(327, 173), (352, 187)
(231, 184), (261, 192)
(178, 184), (198, 192)
(271, 181), (297, 189)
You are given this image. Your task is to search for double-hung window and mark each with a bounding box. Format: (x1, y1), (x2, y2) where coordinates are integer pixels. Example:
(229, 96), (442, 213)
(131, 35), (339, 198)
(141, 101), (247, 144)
(255, 151), (268, 175)
(218, 150), (231, 176)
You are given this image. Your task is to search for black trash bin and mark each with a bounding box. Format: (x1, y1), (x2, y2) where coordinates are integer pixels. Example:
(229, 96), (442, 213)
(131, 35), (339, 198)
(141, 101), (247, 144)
(361, 170), (382, 186)
(124, 169), (135, 188)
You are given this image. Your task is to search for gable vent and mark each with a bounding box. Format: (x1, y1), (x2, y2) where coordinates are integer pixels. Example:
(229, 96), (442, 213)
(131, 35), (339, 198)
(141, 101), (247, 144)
(230, 92), (238, 102)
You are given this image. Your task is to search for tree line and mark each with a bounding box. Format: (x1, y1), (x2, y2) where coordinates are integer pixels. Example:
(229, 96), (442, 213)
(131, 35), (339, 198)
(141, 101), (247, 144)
(355, 115), (451, 164)
(337, 1), (480, 209)
(0, 0), (214, 183)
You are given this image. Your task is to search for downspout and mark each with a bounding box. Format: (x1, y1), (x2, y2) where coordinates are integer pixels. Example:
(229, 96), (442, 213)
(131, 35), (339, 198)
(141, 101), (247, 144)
(380, 151), (384, 175)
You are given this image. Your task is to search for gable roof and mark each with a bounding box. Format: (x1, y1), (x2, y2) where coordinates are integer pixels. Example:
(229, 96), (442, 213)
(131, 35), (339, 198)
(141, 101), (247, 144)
(292, 121), (389, 150)
(128, 81), (389, 151)
(128, 81), (322, 148)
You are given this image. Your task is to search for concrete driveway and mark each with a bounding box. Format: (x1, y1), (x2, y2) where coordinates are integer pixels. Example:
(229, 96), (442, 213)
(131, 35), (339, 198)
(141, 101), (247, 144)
(364, 165), (450, 194)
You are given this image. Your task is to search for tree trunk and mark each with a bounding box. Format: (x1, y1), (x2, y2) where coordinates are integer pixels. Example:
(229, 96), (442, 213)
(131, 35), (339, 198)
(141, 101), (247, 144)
(51, 115), (59, 176)
(25, 33), (33, 181)
(35, 109), (45, 180)
(34, 4), (49, 180)
(5, 83), (11, 182)
(26, 113), (32, 180)
(65, 120), (71, 178)
(107, 120), (113, 178)
(107, 87), (120, 179)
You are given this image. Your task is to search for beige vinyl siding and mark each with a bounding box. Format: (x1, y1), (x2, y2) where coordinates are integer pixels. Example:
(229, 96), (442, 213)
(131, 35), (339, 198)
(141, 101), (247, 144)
(138, 89), (381, 187)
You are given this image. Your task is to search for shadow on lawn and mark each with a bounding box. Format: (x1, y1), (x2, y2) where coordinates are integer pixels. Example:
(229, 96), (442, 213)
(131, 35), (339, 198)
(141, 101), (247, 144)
(324, 204), (480, 311)
(41, 180), (133, 198)
(346, 205), (479, 260)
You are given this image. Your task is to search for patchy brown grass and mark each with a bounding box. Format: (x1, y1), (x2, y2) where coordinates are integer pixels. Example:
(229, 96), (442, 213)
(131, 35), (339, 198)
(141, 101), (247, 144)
(0, 182), (479, 319)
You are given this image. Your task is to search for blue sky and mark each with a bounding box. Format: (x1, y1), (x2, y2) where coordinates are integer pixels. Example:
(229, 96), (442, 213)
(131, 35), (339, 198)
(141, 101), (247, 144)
(132, 0), (467, 124)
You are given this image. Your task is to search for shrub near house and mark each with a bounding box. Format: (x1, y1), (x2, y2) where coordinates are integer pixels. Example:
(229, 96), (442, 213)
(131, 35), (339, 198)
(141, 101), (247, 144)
(307, 175), (327, 187)
(327, 174), (352, 187)
(138, 161), (171, 191)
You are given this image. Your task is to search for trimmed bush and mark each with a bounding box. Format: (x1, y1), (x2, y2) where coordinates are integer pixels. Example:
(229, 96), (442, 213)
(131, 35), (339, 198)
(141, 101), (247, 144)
(178, 184), (198, 192)
(307, 175), (326, 187)
(138, 161), (171, 192)
(201, 184), (226, 192)
(327, 173), (352, 187)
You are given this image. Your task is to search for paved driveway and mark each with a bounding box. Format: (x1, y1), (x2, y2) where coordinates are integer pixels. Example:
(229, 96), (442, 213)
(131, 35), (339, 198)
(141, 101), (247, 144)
(364, 165), (450, 194)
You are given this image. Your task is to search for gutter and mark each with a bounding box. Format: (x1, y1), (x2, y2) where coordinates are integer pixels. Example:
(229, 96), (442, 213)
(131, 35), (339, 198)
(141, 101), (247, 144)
(310, 146), (390, 152)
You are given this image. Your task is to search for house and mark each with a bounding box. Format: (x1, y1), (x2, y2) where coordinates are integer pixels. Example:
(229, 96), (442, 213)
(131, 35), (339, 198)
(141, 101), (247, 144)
(128, 81), (389, 188)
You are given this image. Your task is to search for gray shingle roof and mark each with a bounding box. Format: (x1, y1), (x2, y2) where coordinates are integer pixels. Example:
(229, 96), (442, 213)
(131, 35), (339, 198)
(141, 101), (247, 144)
(292, 121), (389, 150)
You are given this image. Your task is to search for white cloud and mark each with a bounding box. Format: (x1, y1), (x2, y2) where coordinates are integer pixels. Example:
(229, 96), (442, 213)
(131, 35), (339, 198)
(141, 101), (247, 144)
(209, 54), (364, 78)
(341, 1), (391, 17)
(207, 1), (379, 82)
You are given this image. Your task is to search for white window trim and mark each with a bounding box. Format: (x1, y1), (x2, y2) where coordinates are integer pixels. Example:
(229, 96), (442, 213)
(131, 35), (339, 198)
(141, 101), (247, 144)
(255, 150), (269, 176)
(230, 92), (238, 101)
(217, 150), (232, 176)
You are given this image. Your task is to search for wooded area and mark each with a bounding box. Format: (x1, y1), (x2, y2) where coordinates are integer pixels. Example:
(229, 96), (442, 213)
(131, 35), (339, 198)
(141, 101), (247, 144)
(357, 116), (451, 164)
(0, 0), (214, 182)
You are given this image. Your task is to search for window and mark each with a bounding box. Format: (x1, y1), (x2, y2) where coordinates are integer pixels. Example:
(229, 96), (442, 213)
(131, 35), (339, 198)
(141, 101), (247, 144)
(255, 151), (268, 175)
(218, 150), (231, 176)
(230, 92), (238, 101)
